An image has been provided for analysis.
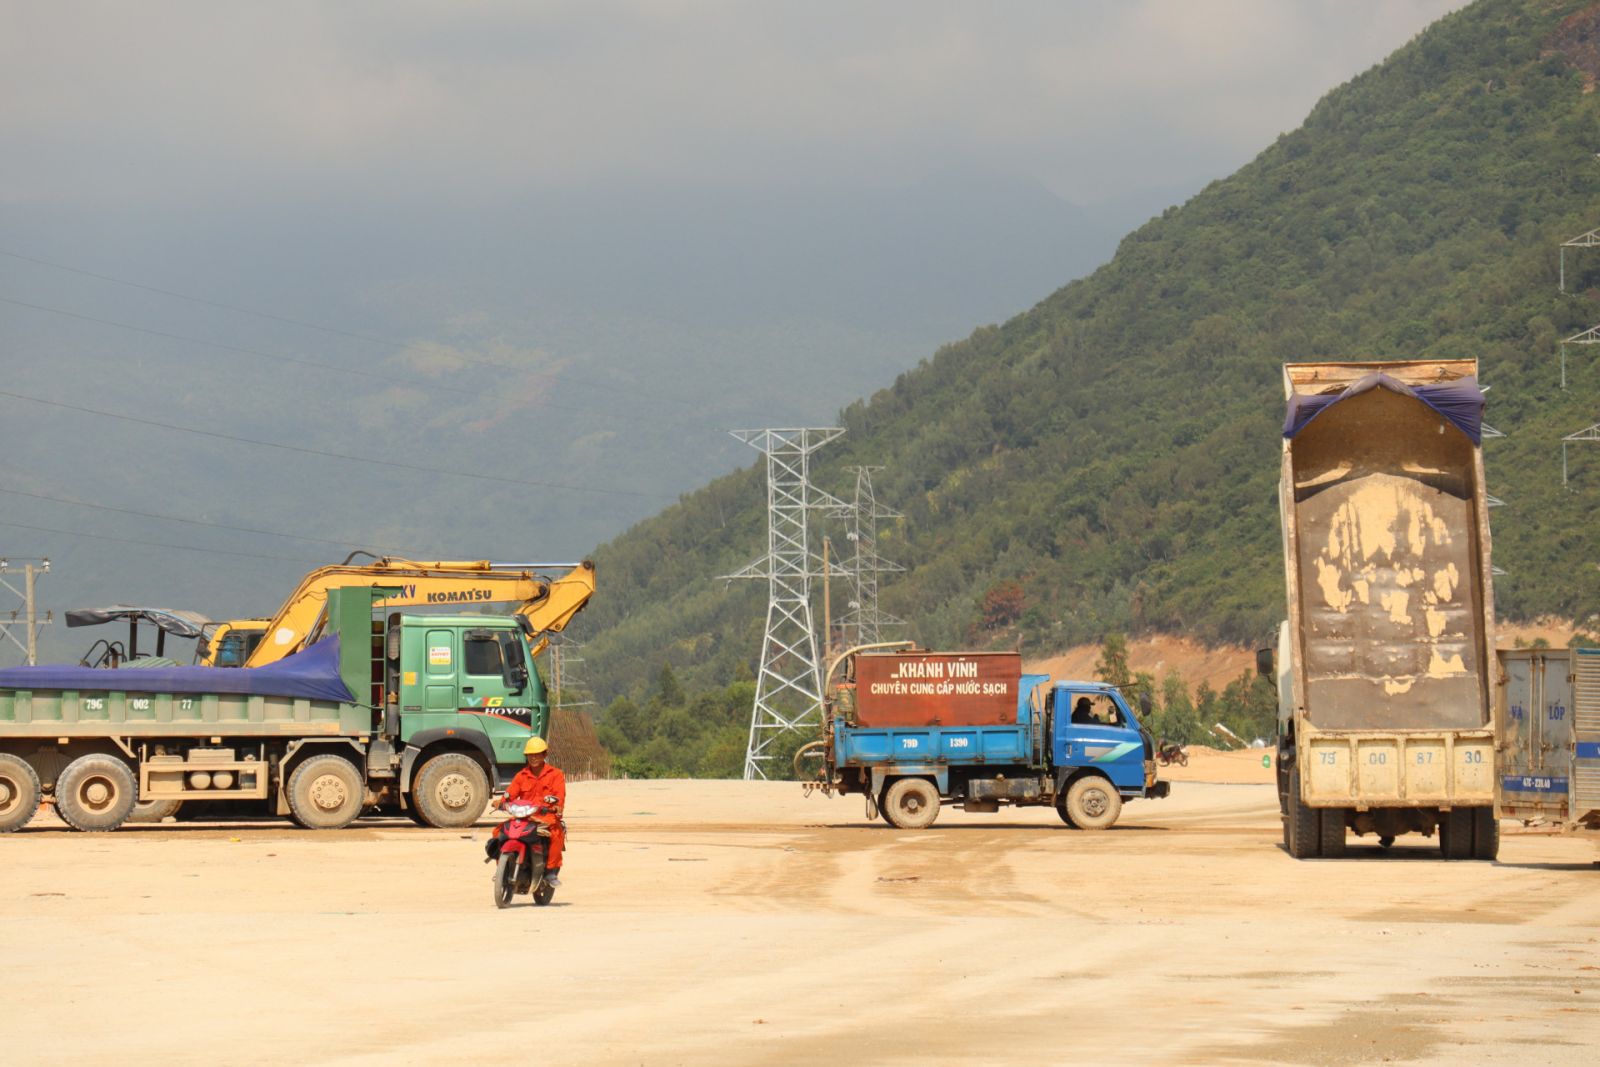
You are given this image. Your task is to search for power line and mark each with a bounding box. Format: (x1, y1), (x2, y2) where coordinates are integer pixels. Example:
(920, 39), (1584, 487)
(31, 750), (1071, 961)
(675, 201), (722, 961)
(0, 247), (697, 407)
(0, 247), (414, 347)
(0, 388), (671, 500)
(0, 484), (404, 552)
(1, 293), (587, 409)
(0, 519), (322, 563)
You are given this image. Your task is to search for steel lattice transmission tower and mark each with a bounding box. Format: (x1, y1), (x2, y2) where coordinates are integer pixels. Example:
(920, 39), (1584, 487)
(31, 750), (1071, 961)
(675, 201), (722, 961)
(722, 427), (845, 780)
(837, 466), (904, 649)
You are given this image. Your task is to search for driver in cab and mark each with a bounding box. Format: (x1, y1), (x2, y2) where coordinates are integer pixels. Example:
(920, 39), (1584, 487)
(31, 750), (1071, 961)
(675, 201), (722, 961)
(494, 736), (566, 887)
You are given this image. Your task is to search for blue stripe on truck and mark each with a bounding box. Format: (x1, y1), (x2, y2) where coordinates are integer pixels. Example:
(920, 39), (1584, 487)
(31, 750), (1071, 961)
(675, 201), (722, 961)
(1577, 742), (1600, 760)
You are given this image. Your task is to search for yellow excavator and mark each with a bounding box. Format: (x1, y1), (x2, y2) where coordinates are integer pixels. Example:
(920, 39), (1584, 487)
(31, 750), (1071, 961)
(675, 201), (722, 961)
(197, 554), (596, 668)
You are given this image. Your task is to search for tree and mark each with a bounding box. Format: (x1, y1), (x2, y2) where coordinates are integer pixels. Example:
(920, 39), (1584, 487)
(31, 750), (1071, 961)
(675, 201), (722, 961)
(980, 579), (1026, 630)
(1094, 633), (1133, 690)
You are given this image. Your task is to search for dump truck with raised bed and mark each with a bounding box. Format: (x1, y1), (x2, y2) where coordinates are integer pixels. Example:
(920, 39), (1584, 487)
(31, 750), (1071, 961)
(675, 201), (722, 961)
(803, 645), (1168, 829)
(1267, 360), (1497, 860)
(0, 564), (595, 833)
(1496, 646), (1600, 838)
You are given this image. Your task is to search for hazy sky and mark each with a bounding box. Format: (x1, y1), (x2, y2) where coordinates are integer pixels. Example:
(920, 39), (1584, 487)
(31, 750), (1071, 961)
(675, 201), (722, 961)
(4, 1), (1466, 209)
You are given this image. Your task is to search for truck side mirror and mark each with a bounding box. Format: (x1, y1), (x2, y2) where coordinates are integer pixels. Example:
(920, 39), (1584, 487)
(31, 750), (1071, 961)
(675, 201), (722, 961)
(1138, 693), (1153, 716)
(1255, 647), (1275, 679)
(504, 661), (528, 694)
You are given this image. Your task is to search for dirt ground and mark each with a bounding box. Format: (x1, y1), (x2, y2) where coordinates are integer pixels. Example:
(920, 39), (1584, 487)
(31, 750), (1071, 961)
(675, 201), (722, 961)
(4, 780), (1599, 1066)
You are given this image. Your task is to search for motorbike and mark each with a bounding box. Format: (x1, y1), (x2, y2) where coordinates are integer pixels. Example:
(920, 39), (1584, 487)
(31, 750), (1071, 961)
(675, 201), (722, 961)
(486, 796), (559, 908)
(1155, 740), (1189, 767)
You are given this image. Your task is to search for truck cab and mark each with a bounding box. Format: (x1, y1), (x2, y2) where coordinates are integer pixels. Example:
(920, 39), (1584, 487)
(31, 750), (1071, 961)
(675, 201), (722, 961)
(386, 613), (551, 788)
(1047, 683), (1157, 799)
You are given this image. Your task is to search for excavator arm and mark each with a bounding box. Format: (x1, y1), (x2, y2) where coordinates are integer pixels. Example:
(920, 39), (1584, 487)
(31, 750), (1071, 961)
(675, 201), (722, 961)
(239, 558), (596, 668)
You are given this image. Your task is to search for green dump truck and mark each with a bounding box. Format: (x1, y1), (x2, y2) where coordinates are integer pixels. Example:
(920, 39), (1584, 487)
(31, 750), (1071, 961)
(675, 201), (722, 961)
(0, 575), (589, 833)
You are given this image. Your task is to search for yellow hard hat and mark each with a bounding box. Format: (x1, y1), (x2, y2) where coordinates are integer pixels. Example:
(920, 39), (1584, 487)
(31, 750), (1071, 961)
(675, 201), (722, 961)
(523, 736), (549, 755)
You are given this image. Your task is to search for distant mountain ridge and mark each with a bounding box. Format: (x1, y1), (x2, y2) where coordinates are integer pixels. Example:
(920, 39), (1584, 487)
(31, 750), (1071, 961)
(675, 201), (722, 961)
(575, 0), (1600, 703)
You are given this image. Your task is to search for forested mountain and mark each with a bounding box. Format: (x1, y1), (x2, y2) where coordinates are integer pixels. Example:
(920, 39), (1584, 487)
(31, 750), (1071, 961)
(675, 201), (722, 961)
(576, 0), (1600, 710)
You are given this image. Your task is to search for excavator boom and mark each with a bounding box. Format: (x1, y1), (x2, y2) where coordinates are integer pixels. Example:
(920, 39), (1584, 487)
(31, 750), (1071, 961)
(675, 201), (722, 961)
(238, 558), (596, 668)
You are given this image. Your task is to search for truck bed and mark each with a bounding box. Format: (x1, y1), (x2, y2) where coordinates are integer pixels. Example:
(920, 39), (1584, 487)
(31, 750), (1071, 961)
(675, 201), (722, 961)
(832, 720), (1035, 768)
(0, 689), (361, 738)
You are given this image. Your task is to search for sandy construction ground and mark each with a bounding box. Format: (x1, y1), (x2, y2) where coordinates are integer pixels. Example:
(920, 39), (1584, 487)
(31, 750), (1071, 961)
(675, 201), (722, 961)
(4, 780), (1599, 1066)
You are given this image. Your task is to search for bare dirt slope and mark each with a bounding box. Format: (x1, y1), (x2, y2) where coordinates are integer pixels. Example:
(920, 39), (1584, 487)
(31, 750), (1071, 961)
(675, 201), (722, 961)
(3, 781), (1598, 1066)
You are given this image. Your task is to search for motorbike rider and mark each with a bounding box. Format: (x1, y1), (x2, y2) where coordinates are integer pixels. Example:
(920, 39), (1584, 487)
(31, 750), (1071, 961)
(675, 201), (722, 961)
(493, 736), (566, 887)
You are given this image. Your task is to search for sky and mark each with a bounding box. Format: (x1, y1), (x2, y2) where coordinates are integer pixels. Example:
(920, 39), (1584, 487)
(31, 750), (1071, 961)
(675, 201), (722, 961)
(3, 1), (1465, 208)
(0, 0), (1471, 662)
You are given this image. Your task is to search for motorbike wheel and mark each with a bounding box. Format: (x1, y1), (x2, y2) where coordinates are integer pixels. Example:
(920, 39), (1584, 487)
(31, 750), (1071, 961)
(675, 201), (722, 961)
(1176, 752), (1188, 767)
(493, 852), (517, 909)
(533, 881), (555, 906)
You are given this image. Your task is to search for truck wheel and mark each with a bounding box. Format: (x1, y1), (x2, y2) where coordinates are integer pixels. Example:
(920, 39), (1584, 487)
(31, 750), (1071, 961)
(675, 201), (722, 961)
(1470, 807), (1499, 862)
(1064, 776), (1122, 831)
(128, 799), (183, 824)
(287, 754), (364, 830)
(1285, 770), (1320, 859)
(1318, 808), (1346, 858)
(0, 753), (41, 833)
(1440, 808), (1473, 860)
(882, 778), (940, 829)
(411, 753), (490, 829)
(56, 754), (138, 832)
(1055, 794), (1079, 828)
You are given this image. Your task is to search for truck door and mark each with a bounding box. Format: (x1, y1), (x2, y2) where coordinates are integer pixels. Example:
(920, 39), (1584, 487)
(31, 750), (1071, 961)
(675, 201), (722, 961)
(1054, 690), (1145, 791)
(1498, 650), (1571, 821)
(458, 629), (540, 769)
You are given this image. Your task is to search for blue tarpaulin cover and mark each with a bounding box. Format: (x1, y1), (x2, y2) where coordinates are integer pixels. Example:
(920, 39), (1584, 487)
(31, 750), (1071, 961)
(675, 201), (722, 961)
(0, 636), (356, 703)
(1283, 373), (1484, 445)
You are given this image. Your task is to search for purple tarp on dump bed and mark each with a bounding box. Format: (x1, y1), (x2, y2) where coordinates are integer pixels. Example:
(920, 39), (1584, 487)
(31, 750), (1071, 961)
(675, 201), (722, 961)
(0, 636), (356, 703)
(1283, 372), (1484, 444)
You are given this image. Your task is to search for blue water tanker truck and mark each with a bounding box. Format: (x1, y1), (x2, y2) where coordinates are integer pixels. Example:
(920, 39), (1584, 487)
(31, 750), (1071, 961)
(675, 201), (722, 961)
(802, 644), (1169, 829)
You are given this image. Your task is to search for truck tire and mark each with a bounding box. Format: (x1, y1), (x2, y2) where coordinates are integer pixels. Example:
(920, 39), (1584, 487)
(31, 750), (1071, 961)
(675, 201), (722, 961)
(56, 754), (138, 832)
(286, 754), (364, 830)
(882, 778), (940, 829)
(1470, 806), (1499, 862)
(411, 753), (490, 829)
(1440, 808), (1473, 860)
(0, 753), (41, 833)
(1064, 776), (1122, 831)
(1285, 770), (1320, 859)
(128, 799), (183, 823)
(1054, 794), (1079, 828)
(1318, 808), (1346, 858)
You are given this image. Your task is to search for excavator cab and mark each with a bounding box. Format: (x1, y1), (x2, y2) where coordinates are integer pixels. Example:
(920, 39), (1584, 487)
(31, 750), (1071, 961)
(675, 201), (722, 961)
(199, 620), (269, 667)
(66, 605), (214, 668)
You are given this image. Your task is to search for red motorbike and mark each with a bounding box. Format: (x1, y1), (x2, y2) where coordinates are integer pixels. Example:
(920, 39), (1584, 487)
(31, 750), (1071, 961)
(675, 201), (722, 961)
(486, 796), (559, 908)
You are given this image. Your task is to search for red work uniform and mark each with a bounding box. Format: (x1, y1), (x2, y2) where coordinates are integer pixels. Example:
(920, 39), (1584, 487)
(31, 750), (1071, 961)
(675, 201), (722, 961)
(504, 762), (567, 871)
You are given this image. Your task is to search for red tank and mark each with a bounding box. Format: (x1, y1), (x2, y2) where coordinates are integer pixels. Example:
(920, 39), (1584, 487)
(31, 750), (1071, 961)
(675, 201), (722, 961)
(849, 651), (1022, 727)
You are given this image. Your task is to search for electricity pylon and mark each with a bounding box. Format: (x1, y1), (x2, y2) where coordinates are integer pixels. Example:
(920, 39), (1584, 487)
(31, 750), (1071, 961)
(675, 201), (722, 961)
(721, 428), (844, 780)
(837, 466), (904, 649)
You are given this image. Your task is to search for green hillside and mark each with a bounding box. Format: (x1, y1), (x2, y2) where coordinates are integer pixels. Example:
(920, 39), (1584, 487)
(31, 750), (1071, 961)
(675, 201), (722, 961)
(577, 0), (1600, 710)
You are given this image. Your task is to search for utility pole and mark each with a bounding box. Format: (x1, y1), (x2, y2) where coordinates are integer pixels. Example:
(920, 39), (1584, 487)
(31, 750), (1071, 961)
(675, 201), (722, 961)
(0, 557), (52, 665)
(721, 427), (846, 780)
